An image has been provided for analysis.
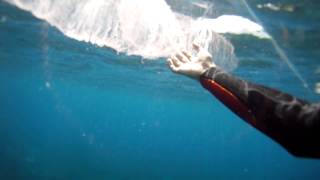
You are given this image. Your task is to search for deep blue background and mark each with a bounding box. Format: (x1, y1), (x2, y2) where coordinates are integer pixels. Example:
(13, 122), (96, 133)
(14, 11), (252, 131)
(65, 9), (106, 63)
(1, 1), (320, 179)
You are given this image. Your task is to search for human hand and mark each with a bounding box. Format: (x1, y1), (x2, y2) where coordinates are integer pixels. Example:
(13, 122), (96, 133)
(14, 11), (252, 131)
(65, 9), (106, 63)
(167, 43), (216, 79)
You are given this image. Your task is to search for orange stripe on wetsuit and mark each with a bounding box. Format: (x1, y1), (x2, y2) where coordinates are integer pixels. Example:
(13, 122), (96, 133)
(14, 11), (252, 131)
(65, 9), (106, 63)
(200, 77), (256, 125)
(199, 67), (320, 158)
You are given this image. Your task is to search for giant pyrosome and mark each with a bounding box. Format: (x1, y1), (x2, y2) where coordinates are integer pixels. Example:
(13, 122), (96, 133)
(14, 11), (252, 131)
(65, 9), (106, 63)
(6, 0), (269, 71)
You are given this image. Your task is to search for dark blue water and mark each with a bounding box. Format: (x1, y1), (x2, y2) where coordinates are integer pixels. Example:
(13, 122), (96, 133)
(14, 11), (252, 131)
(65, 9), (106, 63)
(1, 1), (320, 179)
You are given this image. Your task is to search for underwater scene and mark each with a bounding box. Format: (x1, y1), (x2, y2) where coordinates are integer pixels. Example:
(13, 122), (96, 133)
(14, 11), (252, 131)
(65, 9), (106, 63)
(1, 0), (320, 179)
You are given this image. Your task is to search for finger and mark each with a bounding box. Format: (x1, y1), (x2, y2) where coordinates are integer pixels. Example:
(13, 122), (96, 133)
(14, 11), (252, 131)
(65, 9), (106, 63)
(192, 43), (200, 52)
(176, 52), (189, 63)
(167, 58), (175, 68)
(182, 50), (192, 61)
(167, 58), (172, 66)
(167, 58), (179, 72)
(170, 55), (181, 67)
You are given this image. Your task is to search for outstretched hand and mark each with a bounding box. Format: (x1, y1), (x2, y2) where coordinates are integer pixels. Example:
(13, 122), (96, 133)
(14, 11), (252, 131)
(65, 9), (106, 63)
(167, 43), (216, 79)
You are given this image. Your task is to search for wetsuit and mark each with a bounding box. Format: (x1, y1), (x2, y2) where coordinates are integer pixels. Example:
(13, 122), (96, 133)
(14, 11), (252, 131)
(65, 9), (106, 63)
(200, 67), (320, 158)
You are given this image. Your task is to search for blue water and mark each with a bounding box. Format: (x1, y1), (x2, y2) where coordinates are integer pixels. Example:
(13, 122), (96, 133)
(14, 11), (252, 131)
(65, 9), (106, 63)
(1, 1), (320, 179)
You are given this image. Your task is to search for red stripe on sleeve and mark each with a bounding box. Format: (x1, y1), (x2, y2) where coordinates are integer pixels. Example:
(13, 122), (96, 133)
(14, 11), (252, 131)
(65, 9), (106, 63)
(201, 78), (256, 125)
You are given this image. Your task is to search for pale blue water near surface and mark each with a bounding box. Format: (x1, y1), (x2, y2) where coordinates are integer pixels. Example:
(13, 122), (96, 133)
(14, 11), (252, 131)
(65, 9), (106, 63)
(1, 0), (320, 179)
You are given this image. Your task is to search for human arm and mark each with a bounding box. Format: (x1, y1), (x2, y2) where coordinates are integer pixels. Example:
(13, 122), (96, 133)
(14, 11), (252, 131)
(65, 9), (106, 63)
(167, 44), (320, 158)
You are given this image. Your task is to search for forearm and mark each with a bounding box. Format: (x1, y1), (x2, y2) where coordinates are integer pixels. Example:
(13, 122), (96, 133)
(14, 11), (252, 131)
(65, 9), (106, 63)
(200, 67), (320, 158)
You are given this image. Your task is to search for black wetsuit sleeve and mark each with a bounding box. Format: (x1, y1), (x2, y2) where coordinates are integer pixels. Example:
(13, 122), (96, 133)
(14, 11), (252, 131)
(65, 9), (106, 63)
(200, 67), (320, 158)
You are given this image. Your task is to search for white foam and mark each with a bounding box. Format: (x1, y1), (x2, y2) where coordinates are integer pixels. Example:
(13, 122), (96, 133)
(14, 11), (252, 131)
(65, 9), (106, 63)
(192, 1), (210, 10)
(199, 15), (271, 39)
(6, 0), (270, 70)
